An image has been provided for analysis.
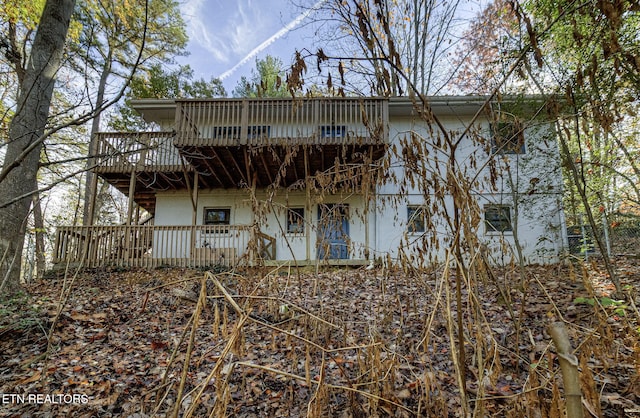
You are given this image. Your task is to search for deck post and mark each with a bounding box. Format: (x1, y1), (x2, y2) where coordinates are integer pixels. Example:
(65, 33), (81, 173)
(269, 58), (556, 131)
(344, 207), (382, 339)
(52, 228), (62, 264)
(240, 99), (248, 145)
(304, 145), (311, 261)
(127, 172), (136, 226)
(123, 172), (137, 266)
(363, 147), (373, 260)
(248, 174), (257, 266)
(84, 133), (99, 227)
(190, 172), (199, 267)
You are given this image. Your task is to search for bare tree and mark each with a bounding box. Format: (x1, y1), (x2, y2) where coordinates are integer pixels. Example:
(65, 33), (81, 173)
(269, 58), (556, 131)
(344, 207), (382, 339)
(299, 0), (464, 95)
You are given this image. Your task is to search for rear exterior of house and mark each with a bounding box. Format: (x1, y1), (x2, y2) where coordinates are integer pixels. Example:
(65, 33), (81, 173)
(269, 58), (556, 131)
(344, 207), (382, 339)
(53, 96), (567, 268)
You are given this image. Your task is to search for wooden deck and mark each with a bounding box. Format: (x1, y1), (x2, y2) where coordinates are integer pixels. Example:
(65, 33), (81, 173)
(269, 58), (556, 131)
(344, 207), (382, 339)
(89, 98), (390, 212)
(53, 224), (276, 269)
(173, 97), (388, 147)
(93, 131), (185, 174)
(93, 99), (389, 174)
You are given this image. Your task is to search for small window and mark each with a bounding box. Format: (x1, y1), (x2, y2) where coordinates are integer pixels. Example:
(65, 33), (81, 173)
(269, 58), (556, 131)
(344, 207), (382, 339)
(407, 206), (425, 233)
(320, 125), (346, 138)
(248, 125), (270, 139)
(204, 208), (231, 225)
(491, 122), (525, 154)
(287, 208), (305, 234)
(485, 205), (512, 233)
(212, 126), (270, 140)
(212, 126), (241, 139)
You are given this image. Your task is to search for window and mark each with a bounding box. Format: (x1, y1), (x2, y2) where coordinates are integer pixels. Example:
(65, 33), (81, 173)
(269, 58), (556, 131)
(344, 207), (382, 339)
(212, 126), (271, 140)
(484, 205), (512, 233)
(491, 122), (525, 154)
(212, 126), (241, 139)
(407, 206), (426, 233)
(287, 208), (305, 234)
(320, 125), (346, 138)
(248, 125), (270, 139)
(204, 208), (231, 226)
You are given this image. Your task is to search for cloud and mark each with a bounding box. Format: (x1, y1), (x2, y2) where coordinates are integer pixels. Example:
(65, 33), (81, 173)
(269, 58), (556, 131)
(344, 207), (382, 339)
(225, 1), (266, 56)
(182, 0), (277, 66)
(217, 0), (327, 80)
(181, 0), (237, 63)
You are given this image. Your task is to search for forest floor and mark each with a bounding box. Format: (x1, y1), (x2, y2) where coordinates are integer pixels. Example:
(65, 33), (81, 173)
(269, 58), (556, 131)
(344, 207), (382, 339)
(1, 259), (639, 417)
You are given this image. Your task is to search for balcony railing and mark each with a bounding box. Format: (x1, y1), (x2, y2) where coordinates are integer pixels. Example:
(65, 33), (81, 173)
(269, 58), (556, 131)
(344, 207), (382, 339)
(53, 224), (276, 268)
(93, 132), (184, 173)
(174, 97), (388, 147)
(91, 99), (388, 173)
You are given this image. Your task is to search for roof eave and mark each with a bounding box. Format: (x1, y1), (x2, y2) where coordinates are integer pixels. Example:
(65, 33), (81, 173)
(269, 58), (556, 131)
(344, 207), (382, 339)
(130, 99), (177, 123)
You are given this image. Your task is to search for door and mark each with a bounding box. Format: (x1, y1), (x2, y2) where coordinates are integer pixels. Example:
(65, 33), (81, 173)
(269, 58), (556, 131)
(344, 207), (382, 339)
(317, 204), (349, 260)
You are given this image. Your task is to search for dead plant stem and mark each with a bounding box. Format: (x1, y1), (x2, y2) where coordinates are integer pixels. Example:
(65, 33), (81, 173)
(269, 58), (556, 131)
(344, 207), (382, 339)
(442, 251), (469, 417)
(235, 361), (415, 415)
(184, 314), (249, 418)
(171, 278), (207, 418)
(157, 314), (194, 400)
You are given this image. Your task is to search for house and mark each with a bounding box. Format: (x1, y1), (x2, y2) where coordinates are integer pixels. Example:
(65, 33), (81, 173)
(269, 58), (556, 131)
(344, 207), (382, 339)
(53, 96), (567, 268)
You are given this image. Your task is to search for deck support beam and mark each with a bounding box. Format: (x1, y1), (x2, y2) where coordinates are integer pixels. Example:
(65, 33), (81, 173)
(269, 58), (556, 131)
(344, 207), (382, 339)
(260, 151), (274, 186)
(243, 148), (252, 188)
(304, 145), (312, 261)
(364, 147), (374, 260)
(125, 172), (137, 265)
(190, 172), (199, 261)
(127, 172), (137, 226)
(226, 148), (248, 186)
(210, 147), (236, 186)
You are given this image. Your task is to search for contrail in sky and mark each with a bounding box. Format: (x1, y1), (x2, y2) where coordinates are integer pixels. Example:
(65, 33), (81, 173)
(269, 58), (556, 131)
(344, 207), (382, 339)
(218, 0), (327, 80)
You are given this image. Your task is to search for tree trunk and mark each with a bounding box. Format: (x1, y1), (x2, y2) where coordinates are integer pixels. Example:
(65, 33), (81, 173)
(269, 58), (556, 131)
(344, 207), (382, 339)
(0, 0), (76, 295)
(82, 53), (113, 227)
(32, 192), (47, 279)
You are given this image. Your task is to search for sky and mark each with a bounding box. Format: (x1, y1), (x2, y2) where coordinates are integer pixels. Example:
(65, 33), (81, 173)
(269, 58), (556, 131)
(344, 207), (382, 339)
(176, 0), (489, 95)
(177, 0), (323, 94)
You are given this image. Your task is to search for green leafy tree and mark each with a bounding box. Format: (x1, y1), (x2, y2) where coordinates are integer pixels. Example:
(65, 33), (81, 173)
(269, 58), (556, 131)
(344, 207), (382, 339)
(109, 63), (226, 132)
(0, 0), (45, 87)
(0, 0), (192, 288)
(74, 0), (190, 226)
(232, 55), (289, 98)
(449, 0), (639, 291)
(523, 0), (638, 286)
(528, 0), (640, 212)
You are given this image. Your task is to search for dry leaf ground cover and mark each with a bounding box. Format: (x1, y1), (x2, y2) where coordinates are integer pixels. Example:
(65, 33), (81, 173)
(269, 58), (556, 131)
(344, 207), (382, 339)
(1, 259), (639, 417)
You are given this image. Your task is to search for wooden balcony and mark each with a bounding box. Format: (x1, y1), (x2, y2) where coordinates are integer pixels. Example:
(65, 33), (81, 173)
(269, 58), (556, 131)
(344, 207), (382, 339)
(173, 97), (388, 188)
(93, 131), (184, 173)
(173, 97), (388, 147)
(91, 98), (389, 205)
(92, 132), (192, 213)
(52, 224), (276, 269)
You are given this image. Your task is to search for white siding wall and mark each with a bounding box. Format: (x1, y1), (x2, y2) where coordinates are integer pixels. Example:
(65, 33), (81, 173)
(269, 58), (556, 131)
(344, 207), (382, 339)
(375, 115), (565, 265)
(153, 193), (192, 259)
(151, 111), (565, 265)
(154, 190), (371, 262)
(155, 193), (192, 225)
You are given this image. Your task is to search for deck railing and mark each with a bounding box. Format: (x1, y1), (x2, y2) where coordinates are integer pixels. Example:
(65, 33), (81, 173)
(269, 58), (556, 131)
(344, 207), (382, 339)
(174, 97), (388, 147)
(53, 225), (276, 268)
(93, 131), (184, 173)
(91, 99), (388, 172)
